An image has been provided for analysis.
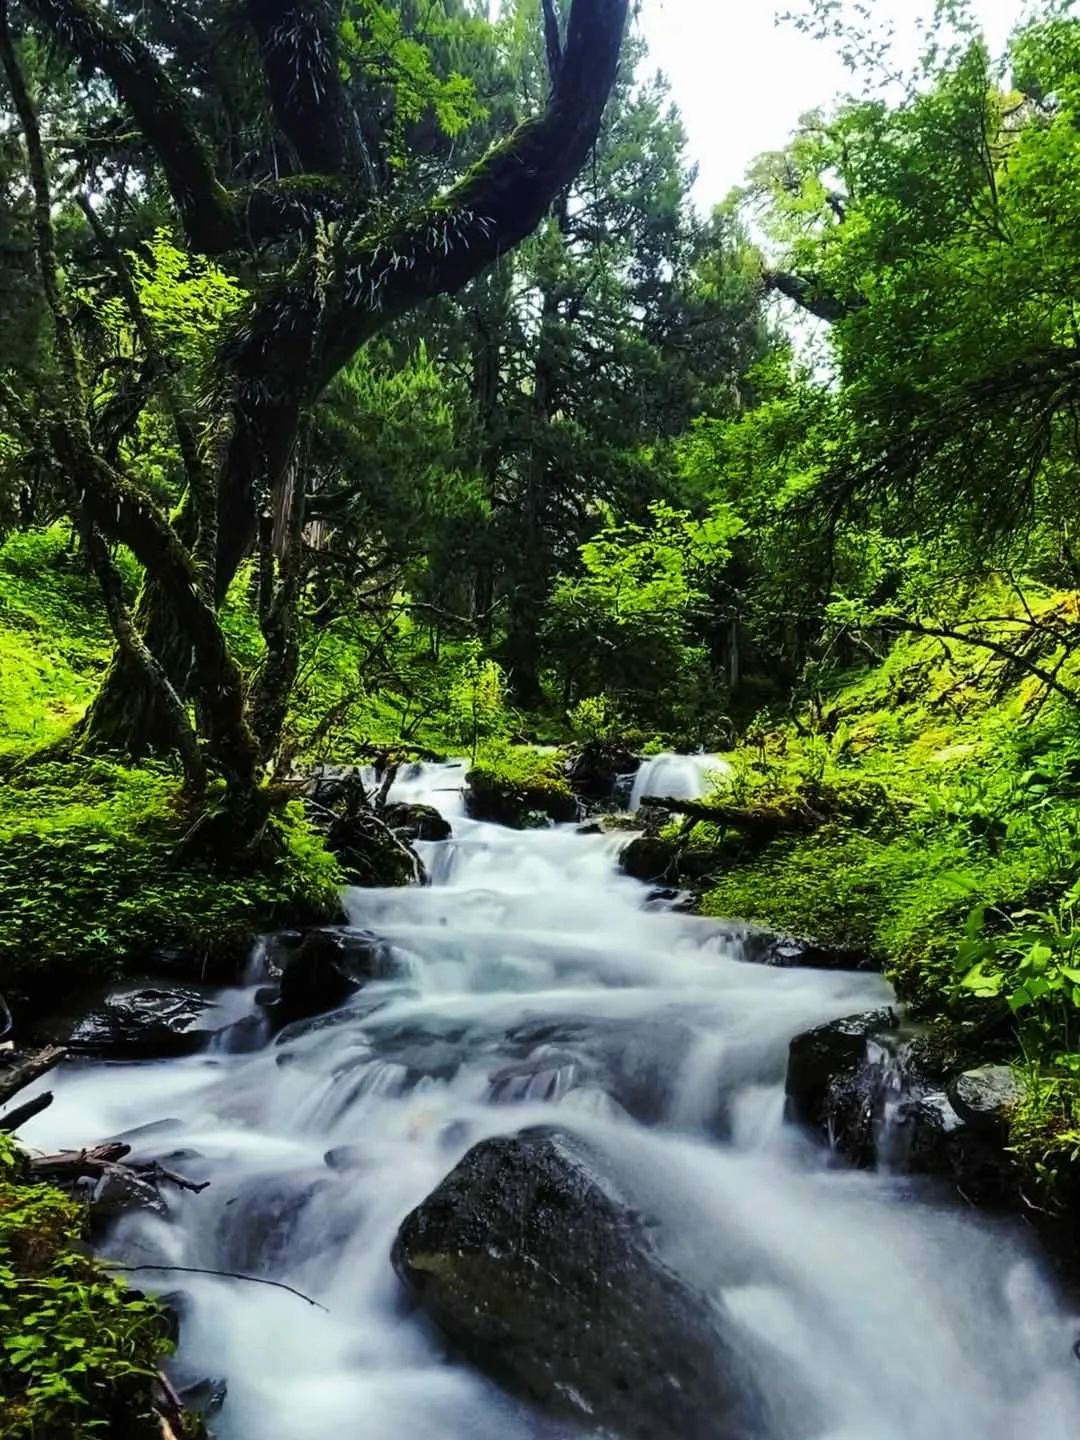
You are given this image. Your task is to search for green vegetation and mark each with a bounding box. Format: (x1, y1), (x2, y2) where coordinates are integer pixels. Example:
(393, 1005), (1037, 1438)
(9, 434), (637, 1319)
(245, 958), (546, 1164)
(5, 0), (1080, 1420)
(699, 617), (1080, 1186)
(0, 1135), (171, 1439)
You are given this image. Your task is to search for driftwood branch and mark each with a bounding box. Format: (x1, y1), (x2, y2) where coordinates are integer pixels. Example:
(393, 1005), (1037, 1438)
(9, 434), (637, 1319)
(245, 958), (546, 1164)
(30, 1141), (210, 1194)
(638, 795), (821, 836)
(0, 1046), (66, 1107)
(0, 1090), (54, 1132)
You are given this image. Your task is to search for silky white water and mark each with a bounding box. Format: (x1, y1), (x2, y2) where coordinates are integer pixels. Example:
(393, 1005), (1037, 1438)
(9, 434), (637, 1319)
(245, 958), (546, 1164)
(22, 761), (1080, 1439)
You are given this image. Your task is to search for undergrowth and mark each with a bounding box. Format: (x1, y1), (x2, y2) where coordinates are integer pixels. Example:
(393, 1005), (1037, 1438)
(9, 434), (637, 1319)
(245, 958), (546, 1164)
(0, 758), (341, 1014)
(0, 1135), (172, 1439)
(701, 621), (1080, 1191)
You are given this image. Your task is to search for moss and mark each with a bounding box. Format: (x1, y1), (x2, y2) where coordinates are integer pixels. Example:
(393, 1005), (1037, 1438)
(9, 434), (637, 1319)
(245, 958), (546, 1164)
(0, 1135), (172, 1439)
(0, 757), (341, 1017)
(701, 608), (1080, 1186)
(0, 527), (114, 758)
(465, 742), (576, 826)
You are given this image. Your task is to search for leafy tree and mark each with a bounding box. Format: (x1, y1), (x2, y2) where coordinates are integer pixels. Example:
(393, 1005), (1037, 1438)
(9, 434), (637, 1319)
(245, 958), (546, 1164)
(0, 0), (629, 827)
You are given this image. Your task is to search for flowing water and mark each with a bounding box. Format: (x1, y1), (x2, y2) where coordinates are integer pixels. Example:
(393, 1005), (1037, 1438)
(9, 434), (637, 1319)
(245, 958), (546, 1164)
(22, 760), (1080, 1439)
(627, 751), (729, 813)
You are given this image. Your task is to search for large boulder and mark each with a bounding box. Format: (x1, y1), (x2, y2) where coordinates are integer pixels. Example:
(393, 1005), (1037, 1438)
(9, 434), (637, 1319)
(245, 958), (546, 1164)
(564, 742), (641, 804)
(392, 1128), (795, 1440)
(273, 929), (395, 1027)
(464, 767), (578, 828)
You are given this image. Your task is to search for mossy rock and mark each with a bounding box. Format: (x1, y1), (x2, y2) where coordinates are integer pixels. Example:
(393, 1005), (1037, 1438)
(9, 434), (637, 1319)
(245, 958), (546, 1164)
(464, 763), (578, 828)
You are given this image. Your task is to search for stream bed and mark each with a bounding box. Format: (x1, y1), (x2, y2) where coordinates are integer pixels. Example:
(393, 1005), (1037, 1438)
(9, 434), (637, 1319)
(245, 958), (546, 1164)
(23, 760), (1080, 1438)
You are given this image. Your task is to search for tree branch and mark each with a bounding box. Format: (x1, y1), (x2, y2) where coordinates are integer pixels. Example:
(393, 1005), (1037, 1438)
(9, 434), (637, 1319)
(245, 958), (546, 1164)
(244, 0), (363, 179)
(761, 269), (862, 324)
(321, 0), (630, 375)
(22, 0), (349, 252)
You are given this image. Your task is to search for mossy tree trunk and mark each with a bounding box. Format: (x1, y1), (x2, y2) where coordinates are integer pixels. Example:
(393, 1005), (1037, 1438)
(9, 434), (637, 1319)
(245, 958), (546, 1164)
(11, 0), (630, 773)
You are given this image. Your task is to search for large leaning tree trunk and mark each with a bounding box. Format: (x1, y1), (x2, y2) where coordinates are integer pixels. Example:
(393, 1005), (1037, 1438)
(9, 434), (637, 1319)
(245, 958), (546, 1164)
(9, 0), (629, 769)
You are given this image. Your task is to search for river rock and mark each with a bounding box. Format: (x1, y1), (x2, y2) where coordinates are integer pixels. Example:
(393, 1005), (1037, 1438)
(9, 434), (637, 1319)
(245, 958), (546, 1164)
(757, 934), (880, 973)
(565, 742), (641, 804)
(32, 983), (214, 1059)
(392, 1128), (792, 1440)
(947, 1065), (1023, 1137)
(382, 802), (452, 843)
(785, 1008), (898, 1135)
(274, 928), (393, 1027)
(89, 1166), (168, 1221)
(618, 835), (677, 882)
(463, 769), (579, 828)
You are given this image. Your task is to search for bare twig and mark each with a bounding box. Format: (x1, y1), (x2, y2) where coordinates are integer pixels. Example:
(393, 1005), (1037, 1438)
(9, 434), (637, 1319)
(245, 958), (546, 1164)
(103, 1263), (328, 1311)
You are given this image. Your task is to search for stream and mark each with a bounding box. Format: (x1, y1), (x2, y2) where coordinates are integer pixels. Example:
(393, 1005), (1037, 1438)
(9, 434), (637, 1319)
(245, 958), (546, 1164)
(23, 758), (1080, 1439)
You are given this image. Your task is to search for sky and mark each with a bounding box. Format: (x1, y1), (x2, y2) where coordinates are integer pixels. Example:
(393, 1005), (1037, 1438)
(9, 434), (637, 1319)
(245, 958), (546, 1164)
(634, 0), (1038, 209)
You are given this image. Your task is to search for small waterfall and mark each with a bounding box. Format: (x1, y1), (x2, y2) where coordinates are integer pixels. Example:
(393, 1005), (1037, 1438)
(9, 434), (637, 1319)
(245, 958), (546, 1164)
(628, 751), (730, 812)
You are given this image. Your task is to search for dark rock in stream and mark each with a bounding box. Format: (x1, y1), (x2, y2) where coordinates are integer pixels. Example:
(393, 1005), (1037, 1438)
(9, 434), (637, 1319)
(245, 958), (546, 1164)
(392, 1128), (802, 1440)
(786, 1016), (1025, 1204)
(565, 742), (642, 804)
(785, 1008), (898, 1134)
(618, 835), (678, 882)
(463, 770), (579, 828)
(755, 933), (879, 973)
(273, 928), (397, 1027)
(382, 801), (452, 843)
(31, 983), (215, 1059)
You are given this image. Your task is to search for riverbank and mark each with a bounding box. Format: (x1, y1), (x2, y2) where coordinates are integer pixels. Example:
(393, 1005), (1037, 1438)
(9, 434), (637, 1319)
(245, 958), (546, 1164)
(640, 617), (1080, 1211)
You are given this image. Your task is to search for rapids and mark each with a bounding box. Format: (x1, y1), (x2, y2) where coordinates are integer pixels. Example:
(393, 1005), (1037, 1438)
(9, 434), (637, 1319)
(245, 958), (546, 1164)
(21, 761), (1080, 1439)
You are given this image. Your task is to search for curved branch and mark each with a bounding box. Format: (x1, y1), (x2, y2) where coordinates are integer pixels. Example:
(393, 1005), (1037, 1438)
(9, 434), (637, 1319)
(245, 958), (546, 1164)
(22, 0), (350, 252)
(762, 269), (863, 324)
(322, 0), (630, 373)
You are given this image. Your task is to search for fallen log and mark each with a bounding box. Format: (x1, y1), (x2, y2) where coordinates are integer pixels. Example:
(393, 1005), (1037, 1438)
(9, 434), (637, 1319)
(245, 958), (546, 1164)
(0, 1089), (53, 1132)
(30, 1142), (210, 1195)
(0, 1045), (66, 1106)
(638, 794), (823, 835)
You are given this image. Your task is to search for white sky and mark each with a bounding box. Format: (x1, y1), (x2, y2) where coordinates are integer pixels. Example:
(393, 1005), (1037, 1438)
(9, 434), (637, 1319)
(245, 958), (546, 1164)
(634, 0), (1038, 208)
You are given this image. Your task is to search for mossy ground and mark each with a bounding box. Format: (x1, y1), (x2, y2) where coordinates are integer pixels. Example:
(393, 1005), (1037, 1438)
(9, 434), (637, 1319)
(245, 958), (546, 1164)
(697, 605), (1080, 1187)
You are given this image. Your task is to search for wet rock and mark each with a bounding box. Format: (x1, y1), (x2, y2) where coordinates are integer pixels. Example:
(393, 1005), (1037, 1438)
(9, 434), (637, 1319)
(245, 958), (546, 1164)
(215, 1171), (347, 1273)
(618, 835), (677, 882)
(89, 1167), (168, 1221)
(381, 802), (452, 843)
(898, 1092), (1021, 1205)
(32, 983), (214, 1059)
(176, 1376), (228, 1417)
(757, 934), (880, 973)
(392, 1128), (793, 1440)
(274, 928), (394, 1027)
(463, 769), (579, 828)
(565, 742), (641, 804)
(785, 1009), (898, 1136)
(947, 1065), (1023, 1138)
